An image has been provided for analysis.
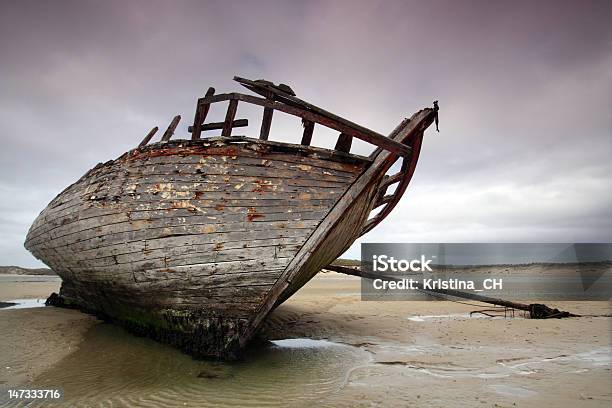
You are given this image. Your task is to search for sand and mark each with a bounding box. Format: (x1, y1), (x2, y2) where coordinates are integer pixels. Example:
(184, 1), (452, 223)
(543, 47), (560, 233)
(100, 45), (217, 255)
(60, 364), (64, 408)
(0, 275), (99, 387)
(261, 273), (611, 407)
(0, 272), (610, 407)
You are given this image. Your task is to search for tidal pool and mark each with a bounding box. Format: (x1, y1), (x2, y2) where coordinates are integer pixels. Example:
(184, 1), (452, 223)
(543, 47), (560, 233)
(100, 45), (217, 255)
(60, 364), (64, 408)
(15, 323), (370, 407)
(0, 299), (46, 310)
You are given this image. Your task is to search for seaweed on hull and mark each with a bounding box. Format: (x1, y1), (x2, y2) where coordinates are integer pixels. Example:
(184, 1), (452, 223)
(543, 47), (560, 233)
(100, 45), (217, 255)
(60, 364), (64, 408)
(25, 76), (439, 359)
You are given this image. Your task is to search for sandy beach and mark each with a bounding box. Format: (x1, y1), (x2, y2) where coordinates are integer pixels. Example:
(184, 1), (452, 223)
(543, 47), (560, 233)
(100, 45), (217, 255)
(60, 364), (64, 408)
(0, 275), (98, 387)
(0, 272), (610, 407)
(263, 273), (611, 407)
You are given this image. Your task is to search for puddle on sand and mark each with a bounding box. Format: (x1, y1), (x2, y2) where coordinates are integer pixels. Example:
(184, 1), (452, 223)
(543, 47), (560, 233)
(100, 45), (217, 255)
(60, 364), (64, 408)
(12, 324), (370, 407)
(0, 299), (46, 310)
(271, 339), (342, 348)
(488, 384), (538, 398)
(372, 340), (612, 381)
(407, 313), (520, 322)
(407, 313), (468, 322)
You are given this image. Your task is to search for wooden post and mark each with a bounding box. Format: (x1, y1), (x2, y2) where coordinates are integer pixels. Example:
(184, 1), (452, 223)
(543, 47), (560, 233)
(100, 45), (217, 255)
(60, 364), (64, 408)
(301, 119), (314, 146)
(334, 133), (352, 153)
(191, 87), (215, 140)
(138, 126), (158, 148)
(221, 100), (239, 137)
(259, 91), (274, 140)
(161, 115), (181, 142)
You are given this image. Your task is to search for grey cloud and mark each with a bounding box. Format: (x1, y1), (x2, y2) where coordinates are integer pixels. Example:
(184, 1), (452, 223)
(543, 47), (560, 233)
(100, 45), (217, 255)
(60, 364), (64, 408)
(0, 0), (610, 267)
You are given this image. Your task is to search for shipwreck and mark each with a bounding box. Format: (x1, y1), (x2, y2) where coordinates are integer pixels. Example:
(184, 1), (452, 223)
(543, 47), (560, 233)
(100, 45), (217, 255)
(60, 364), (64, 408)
(24, 76), (439, 359)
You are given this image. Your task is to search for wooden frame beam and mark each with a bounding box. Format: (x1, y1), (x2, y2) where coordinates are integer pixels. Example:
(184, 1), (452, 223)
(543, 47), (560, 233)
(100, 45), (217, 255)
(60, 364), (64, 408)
(380, 172), (404, 189)
(221, 100), (238, 137)
(259, 90), (274, 141)
(188, 119), (248, 133)
(138, 126), (159, 148)
(334, 133), (352, 153)
(196, 93), (412, 157)
(191, 87), (216, 140)
(301, 120), (315, 146)
(161, 115), (181, 142)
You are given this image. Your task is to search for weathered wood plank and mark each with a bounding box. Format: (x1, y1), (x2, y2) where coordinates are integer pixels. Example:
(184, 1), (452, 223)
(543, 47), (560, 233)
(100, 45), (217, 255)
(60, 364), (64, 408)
(259, 90), (274, 140)
(334, 133), (352, 153)
(27, 201), (332, 240)
(29, 195), (336, 233)
(30, 172), (348, 221)
(373, 194), (394, 209)
(121, 155), (359, 180)
(130, 154), (360, 177)
(138, 127), (159, 148)
(28, 217), (319, 249)
(161, 115), (181, 142)
(188, 119), (248, 133)
(36, 162), (354, 218)
(301, 120), (314, 146)
(27, 203), (331, 242)
(380, 172), (403, 189)
(37, 225), (313, 254)
(130, 136), (372, 167)
(221, 100), (238, 137)
(86, 156), (360, 187)
(61, 241), (302, 268)
(72, 237), (305, 262)
(45, 256), (292, 279)
(39, 242), (297, 272)
(28, 178), (346, 224)
(31, 209), (321, 243)
(130, 162), (354, 182)
(134, 268), (282, 284)
(191, 87), (215, 140)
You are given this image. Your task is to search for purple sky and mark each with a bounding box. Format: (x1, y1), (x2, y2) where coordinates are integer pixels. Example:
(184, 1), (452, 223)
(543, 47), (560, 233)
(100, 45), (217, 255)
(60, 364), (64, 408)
(1, 0), (611, 267)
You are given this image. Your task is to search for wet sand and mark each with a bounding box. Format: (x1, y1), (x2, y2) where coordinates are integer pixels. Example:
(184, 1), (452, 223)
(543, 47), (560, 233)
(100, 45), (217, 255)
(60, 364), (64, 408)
(0, 272), (610, 407)
(0, 275), (99, 387)
(263, 273), (611, 407)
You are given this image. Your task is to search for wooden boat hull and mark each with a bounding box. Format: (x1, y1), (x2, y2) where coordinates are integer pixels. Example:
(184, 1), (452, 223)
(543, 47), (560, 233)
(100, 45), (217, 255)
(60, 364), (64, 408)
(24, 76), (437, 359)
(25, 137), (372, 358)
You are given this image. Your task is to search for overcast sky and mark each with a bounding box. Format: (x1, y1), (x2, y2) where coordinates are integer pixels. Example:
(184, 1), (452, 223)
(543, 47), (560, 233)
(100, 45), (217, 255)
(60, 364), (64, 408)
(1, 0), (610, 267)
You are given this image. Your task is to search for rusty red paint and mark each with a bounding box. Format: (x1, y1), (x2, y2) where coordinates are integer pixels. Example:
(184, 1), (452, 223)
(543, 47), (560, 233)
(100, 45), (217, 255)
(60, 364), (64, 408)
(247, 207), (265, 222)
(247, 213), (265, 221)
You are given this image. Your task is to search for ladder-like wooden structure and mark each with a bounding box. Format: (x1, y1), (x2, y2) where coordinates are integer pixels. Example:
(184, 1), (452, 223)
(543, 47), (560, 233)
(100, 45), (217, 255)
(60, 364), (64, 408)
(138, 77), (438, 236)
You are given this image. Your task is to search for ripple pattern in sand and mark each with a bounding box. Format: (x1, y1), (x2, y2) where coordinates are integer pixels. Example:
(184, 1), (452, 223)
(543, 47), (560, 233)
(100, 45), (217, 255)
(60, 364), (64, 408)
(14, 324), (369, 408)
